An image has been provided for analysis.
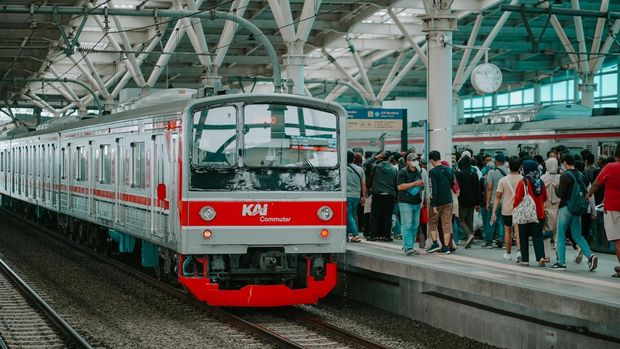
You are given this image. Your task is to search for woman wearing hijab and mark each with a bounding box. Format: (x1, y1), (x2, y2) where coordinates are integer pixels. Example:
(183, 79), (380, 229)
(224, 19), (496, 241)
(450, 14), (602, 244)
(513, 160), (548, 266)
(541, 158), (561, 263)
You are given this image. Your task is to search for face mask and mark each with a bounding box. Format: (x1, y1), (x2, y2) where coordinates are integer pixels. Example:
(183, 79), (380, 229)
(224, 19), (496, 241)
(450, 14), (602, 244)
(413, 160), (419, 167)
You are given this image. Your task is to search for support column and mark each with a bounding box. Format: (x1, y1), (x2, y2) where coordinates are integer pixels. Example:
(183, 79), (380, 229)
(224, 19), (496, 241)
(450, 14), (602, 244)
(284, 41), (305, 95)
(579, 74), (596, 108)
(573, 73), (580, 103)
(423, 0), (456, 161)
(492, 93), (498, 109)
(451, 93), (462, 123)
(534, 83), (541, 105)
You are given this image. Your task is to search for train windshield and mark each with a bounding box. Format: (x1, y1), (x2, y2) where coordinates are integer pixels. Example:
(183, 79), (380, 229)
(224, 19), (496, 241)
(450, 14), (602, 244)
(243, 104), (338, 168)
(190, 103), (340, 192)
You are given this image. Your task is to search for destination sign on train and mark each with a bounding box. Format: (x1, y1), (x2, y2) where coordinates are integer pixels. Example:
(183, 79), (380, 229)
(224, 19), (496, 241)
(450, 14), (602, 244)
(346, 108), (405, 131)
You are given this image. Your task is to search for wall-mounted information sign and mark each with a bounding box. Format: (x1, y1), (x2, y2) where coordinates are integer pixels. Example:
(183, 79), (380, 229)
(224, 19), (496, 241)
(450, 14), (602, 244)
(346, 108), (405, 131)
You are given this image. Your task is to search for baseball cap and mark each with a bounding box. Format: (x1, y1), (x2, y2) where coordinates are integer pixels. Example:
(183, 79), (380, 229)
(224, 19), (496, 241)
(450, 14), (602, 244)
(494, 153), (506, 163)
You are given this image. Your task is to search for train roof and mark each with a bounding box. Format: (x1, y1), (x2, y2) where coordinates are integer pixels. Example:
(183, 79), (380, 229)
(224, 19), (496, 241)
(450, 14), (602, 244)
(0, 93), (347, 142)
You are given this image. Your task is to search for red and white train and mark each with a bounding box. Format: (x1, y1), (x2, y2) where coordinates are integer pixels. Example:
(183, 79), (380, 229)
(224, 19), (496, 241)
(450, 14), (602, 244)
(0, 93), (347, 307)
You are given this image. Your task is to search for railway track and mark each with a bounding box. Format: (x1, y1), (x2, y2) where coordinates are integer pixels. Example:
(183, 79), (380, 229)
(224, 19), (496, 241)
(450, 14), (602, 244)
(0, 256), (92, 349)
(0, 209), (391, 349)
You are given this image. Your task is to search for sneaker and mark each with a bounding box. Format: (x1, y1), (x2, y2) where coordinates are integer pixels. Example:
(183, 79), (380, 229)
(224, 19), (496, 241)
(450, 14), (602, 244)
(496, 241), (504, 249)
(520, 262), (530, 266)
(405, 248), (420, 256)
(465, 234), (475, 249)
(588, 255), (598, 272)
(548, 263), (567, 271)
(350, 236), (362, 243)
(575, 247), (584, 264)
(367, 236), (378, 241)
(538, 258), (546, 267)
(393, 235), (403, 240)
(384, 237), (394, 242)
(426, 242), (441, 253)
(482, 241), (494, 249)
(449, 246), (456, 253)
(516, 252), (522, 264)
(440, 246), (451, 254)
(503, 253), (511, 260)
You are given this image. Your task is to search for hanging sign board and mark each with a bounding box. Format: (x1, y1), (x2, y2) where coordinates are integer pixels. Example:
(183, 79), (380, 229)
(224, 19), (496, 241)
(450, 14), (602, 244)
(346, 108), (405, 131)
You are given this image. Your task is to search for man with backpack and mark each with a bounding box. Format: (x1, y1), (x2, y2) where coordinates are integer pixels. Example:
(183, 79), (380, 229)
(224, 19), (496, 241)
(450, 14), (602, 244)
(426, 150), (455, 254)
(485, 153), (508, 248)
(549, 153), (598, 271)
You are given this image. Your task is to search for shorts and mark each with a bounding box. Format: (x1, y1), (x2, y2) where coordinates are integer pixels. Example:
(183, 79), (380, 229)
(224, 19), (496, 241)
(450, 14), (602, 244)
(503, 215), (513, 227)
(604, 211), (620, 241)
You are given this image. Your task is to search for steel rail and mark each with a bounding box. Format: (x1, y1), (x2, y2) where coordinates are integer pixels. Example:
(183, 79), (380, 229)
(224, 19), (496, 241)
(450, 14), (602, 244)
(287, 311), (392, 349)
(0, 256), (93, 349)
(1, 208), (389, 348)
(0, 208), (303, 349)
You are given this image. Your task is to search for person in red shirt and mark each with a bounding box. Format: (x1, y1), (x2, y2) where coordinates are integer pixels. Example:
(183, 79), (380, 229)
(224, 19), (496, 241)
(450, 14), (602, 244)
(587, 144), (620, 277)
(513, 160), (547, 266)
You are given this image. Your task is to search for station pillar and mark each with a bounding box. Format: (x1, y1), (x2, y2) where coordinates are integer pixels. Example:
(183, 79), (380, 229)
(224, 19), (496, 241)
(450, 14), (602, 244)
(284, 41), (306, 95)
(423, 1), (457, 162)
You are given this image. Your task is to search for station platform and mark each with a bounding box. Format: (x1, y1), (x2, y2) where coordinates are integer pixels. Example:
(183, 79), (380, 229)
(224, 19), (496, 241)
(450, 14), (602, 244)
(335, 239), (620, 349)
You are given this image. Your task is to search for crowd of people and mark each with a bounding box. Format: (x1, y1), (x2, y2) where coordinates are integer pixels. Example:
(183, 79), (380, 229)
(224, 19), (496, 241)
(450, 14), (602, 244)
(345, 143), (620, 278)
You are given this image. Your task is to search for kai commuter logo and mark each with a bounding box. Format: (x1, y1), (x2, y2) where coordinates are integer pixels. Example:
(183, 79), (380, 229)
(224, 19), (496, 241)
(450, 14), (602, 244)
(242, 203), (268, 217)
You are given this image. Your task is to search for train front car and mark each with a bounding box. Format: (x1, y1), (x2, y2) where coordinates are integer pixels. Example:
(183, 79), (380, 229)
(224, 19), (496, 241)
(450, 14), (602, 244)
(178, 94), (347, 307)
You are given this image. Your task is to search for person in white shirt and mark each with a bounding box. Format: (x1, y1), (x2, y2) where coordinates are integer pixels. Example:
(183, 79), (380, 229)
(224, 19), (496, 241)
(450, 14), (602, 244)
(491, 157), (523, 261)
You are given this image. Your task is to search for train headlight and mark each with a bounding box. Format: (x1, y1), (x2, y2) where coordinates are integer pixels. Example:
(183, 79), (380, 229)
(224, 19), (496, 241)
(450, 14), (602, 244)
(199, 206), (216, 221)
(317, 206), (333, 221)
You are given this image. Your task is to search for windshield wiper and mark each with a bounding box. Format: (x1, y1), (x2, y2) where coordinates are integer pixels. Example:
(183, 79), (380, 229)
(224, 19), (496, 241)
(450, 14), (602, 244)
(299, 151), (315, 170)
(266, 151), (282, 169)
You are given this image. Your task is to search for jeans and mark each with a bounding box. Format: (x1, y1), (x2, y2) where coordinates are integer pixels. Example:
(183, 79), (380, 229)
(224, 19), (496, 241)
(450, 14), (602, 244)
(518, 222), (545, 263)
(371, 194), (395, 239)
(346, 197), (360, 237)
(459, 206), (475, 238)
(486, 206), (505, 242)
(399, 203), (421, 251)
(557, 206), (593, 266)
(481, 206), (492, 243)
(392, 202), (401, 237)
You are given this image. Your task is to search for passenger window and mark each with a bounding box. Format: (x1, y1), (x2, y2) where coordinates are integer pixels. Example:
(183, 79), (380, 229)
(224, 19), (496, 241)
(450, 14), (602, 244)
(100, 144), (112, 184)
(76, 146), (87, 181)
(131, 142), (145, 188)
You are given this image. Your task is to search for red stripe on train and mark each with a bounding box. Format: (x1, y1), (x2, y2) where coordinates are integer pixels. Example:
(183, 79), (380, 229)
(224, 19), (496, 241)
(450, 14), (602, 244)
(179, 200), (346, 227)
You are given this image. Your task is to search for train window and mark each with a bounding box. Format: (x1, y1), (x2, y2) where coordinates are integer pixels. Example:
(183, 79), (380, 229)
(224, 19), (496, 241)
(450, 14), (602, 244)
(100, 144), (112, 184)
(191, 105), (237, 167)
(131, 142), (145, 188)
(243, 104), (338, 168)
(76, 146), (87, 181)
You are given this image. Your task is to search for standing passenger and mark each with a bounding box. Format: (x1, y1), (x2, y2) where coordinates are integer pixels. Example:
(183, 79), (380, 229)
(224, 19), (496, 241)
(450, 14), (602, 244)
(541, 157), (561, 263)
(513, 160), (547, 266)
(486, 153), (508, 248)
(346, 151), (365, 243)
(456, 155), (480, 248)
(426, 151), (454, 254)
(491, 157), (523, 261)
(549, 153), (598, 271)
(587, 145), (620, 277)
(368, 152), (398, 242)
(397, 153), (424, 255)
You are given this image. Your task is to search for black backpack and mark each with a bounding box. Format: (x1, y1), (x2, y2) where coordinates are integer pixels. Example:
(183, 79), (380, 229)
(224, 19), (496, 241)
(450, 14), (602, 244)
(566, 171), (588, 215)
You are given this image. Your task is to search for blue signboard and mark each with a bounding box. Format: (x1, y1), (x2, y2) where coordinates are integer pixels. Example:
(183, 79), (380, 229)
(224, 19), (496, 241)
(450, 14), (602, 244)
(346, 108), (405, 120)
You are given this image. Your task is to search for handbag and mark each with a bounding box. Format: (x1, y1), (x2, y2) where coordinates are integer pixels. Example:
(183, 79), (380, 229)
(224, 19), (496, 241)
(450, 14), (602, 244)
(512, 180), (539, 225)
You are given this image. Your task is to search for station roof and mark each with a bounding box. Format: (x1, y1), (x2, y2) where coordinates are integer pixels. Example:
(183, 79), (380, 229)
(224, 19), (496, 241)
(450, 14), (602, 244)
(0, 0), (619, 114)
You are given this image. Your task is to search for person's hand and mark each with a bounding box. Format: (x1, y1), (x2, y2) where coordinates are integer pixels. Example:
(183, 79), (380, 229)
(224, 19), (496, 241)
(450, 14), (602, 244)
(486, 203), (490, 211)
(490, 213), (496, 224)
(432, 207), (438, 214)
(375, 151), (384, 160)
(586, 193), (592, 201)
(360, 197), (366, 205)
(475, 205), (480, 212)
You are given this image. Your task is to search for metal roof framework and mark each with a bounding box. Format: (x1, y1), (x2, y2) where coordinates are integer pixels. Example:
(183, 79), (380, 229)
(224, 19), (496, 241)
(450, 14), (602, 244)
(0, 0), (619, 116)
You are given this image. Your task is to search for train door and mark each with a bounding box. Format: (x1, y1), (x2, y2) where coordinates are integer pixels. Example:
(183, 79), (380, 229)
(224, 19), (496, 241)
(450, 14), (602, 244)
(168, 133), (178, 239)
(114, 138), (125, 226)
(151, 135), (167, 238)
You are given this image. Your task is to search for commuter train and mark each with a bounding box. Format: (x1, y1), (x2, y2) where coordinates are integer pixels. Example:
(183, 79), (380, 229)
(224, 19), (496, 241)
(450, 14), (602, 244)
(0, 93), (347, 307)
(348, 104), (620, 158)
